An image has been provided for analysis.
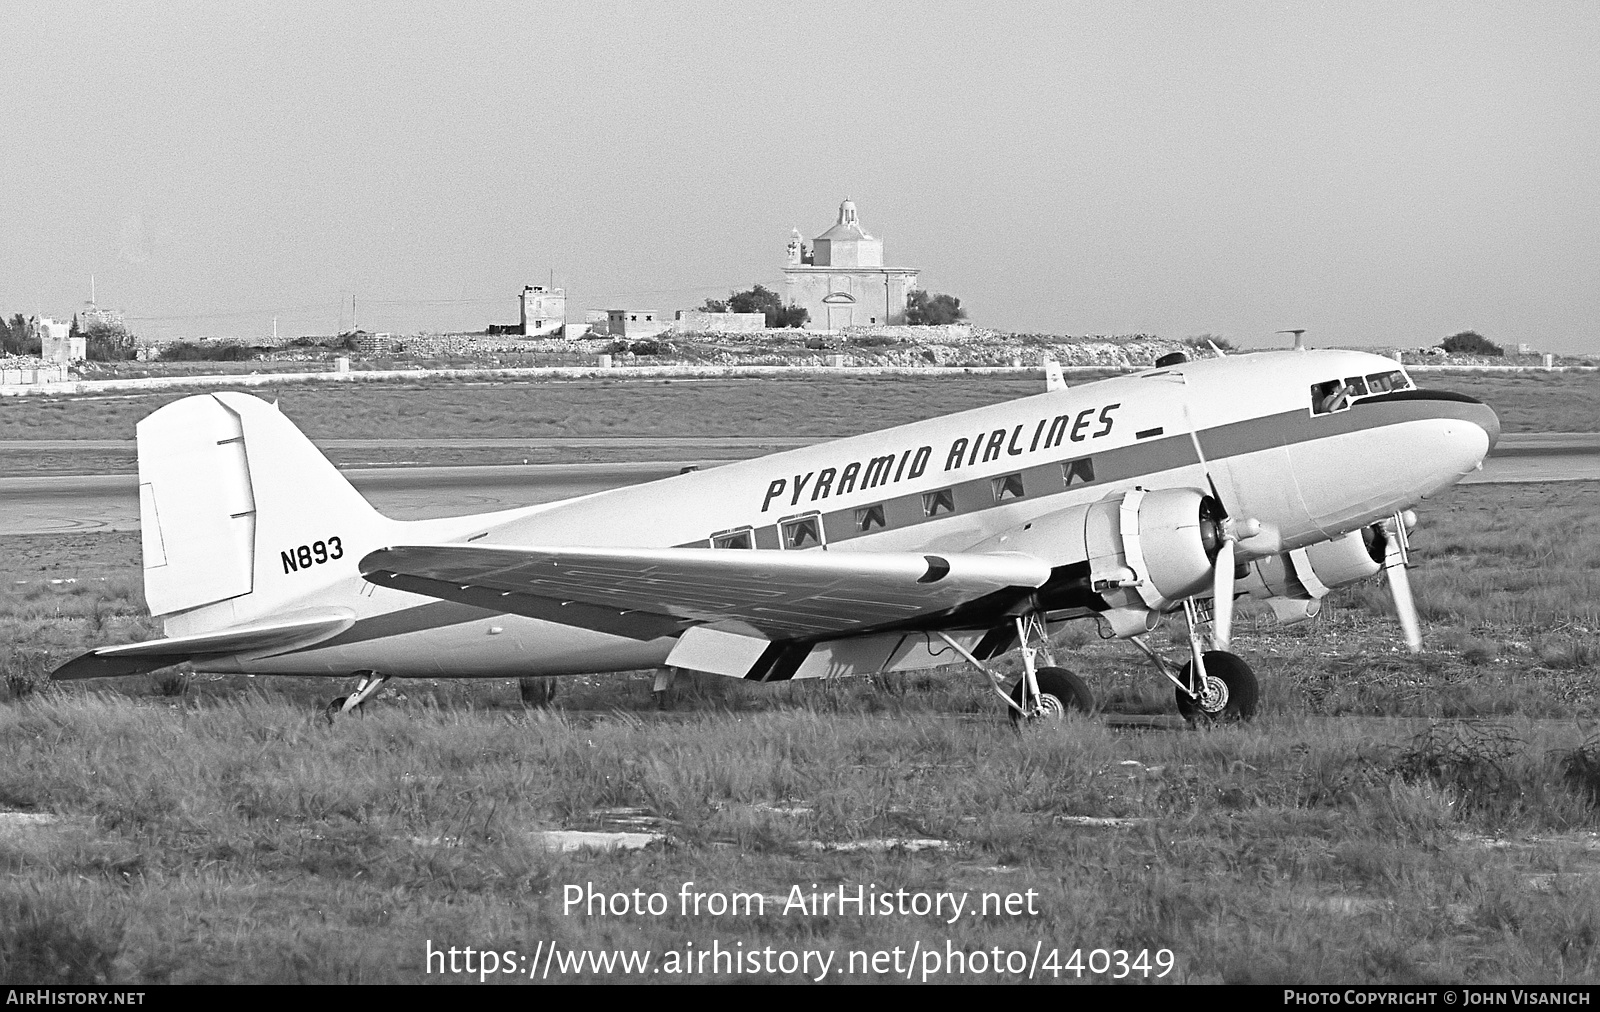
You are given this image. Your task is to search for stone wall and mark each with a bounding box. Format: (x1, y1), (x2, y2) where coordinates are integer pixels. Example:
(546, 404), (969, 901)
(672, 311), (767, 333)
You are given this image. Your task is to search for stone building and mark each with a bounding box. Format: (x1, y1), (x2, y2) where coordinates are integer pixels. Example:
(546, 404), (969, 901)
(36, 318), (85, 364)
(519, 285), (566, 337)
(603, 309), (669, 339)
(782, 198), (919, 330)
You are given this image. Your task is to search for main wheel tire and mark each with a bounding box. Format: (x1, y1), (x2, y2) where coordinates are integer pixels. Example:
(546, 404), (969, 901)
(1175, 651), (1258, 723)
(1009, 666), (1094, 726)
(518, 677), (558, 708)
(323, 696), (359, 724)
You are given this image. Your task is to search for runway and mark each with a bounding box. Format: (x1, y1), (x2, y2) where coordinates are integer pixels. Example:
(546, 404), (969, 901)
(0, 434), (1594, 537)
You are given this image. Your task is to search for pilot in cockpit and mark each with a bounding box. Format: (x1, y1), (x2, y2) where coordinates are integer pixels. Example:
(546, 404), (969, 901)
(1311, 380), (1351, 414)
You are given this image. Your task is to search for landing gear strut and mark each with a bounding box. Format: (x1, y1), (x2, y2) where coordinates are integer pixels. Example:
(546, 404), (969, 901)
(940, 613), (1094, 726)
(324, 671), (389, 723)
(1129, 597), (1259, 723)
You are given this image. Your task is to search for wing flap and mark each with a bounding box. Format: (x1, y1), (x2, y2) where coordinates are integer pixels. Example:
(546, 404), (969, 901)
(360, 545), (1050, 637)
(52, 609), (356, 680)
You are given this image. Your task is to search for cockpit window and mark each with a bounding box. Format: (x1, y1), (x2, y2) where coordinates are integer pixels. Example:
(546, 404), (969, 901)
(1364, 369), (1411, 394)
(1311, 380), (1351, 414)
(1313, 369), (1414, 413)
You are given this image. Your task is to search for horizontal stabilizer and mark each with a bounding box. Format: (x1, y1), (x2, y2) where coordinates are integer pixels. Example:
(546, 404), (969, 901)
(52, 609), (356, 680)
(360, 545), (1051, 638)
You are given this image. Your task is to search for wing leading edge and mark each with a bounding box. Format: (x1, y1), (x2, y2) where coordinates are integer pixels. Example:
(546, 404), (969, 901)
(359, 544), (1052, 639)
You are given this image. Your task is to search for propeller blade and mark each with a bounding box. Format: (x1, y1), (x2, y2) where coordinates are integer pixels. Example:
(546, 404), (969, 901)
(1212, 535), (1236, 650)
(1381, 521), (1422, 653)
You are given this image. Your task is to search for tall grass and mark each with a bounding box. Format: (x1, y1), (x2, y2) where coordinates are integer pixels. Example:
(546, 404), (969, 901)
(1, 695), (1596, 983)
(1, 472), (1596, 981)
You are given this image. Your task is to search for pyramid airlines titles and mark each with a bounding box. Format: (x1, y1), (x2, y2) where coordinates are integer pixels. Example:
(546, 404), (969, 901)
(760, 402), (1122, 512)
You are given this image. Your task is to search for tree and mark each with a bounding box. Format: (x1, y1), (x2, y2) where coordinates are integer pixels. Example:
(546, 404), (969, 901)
(904, 290), (966, 326)
(727, 284), (780, 317)
(84, 321), (136, 361)
(703, 284), (809, 328)
(2, 313), (40, 356)
(1440, 331), (1503, 357)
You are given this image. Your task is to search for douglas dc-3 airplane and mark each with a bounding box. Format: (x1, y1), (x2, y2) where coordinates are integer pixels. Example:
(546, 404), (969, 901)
(55, 348), (1500, 725)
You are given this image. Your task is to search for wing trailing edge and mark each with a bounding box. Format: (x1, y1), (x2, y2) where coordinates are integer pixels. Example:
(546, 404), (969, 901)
(52, 609), (357, 680)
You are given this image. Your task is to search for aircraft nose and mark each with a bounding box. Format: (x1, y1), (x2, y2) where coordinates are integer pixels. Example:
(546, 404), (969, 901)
(1434, 393), (1498, 477)
(1473, 399), (1502, 454)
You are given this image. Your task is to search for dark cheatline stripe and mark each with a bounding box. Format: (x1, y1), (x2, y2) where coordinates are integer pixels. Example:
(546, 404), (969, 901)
(744, 393), (1493, 554)
(320, 391), (1490, 654)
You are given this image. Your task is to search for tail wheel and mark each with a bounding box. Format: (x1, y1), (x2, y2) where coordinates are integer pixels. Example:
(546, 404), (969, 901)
(1010, 666), (1094, 726)
(1175, 651), (1259, 722)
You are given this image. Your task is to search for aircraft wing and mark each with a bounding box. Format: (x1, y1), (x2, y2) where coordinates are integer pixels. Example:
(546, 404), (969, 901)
(360, 544), (1052, 638)
(52, 609), (356, 679)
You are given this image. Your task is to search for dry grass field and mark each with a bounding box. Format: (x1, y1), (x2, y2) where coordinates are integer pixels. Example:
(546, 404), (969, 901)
(2, 478), (1596, 984)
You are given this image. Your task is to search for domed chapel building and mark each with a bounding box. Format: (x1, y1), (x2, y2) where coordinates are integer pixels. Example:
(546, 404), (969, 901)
(782, 198), (920, 330)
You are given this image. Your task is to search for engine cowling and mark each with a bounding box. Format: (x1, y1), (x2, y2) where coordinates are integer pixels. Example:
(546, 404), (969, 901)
(1085, 487), (1223, 613)
(1237, 527), (1387, 625)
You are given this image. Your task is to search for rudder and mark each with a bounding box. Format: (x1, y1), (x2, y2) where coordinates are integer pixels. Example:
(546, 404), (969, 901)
(137, 392), (388, 634)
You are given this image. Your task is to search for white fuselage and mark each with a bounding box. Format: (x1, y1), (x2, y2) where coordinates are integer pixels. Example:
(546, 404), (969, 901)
(200, 350), (1497, 677)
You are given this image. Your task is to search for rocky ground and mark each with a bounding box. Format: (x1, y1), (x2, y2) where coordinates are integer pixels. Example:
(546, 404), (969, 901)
(35, 328), (1592, 381)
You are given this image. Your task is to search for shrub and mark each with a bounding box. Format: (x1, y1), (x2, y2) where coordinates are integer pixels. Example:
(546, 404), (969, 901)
(1391, 721), (1523, 815)
(1, 649), (51, 701)
(1555, 734), (1600, 807)
(1440, 331), (1503, 357)
(158, 341), (264, 362)
(0, 896), (125, 984)
(904, 290), (966, 326)
(702, 285), (809, 328)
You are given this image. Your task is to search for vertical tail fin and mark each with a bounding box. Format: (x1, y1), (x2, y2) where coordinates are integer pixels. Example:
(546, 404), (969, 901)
(1043, 358), (1067, 392)
(137, 392), (388, 635)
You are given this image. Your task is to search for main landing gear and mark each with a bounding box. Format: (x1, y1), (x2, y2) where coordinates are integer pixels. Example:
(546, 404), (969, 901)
(1130, 598), (1259, 723)
(323, 671), (389, 723)
(940, 614), (1094, 727)
(518, 676), (558, 708)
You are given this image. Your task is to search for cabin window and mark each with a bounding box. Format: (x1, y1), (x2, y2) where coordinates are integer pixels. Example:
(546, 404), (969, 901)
(855, 504), (887, 532)
(780, 513), (823, 549)
(1062, 457), (1096, 486)
(922, 489), (956, 517)
(992, 473), (1025, 502)
(711, 527), (754, 549)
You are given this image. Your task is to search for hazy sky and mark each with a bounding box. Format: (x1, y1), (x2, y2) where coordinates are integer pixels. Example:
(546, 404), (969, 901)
(3, 2), (1596, 352)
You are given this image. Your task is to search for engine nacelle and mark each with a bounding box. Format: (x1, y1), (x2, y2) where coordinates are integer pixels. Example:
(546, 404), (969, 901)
(1236, 527), (1386, 625)
(1085, 487), (1221, 613)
